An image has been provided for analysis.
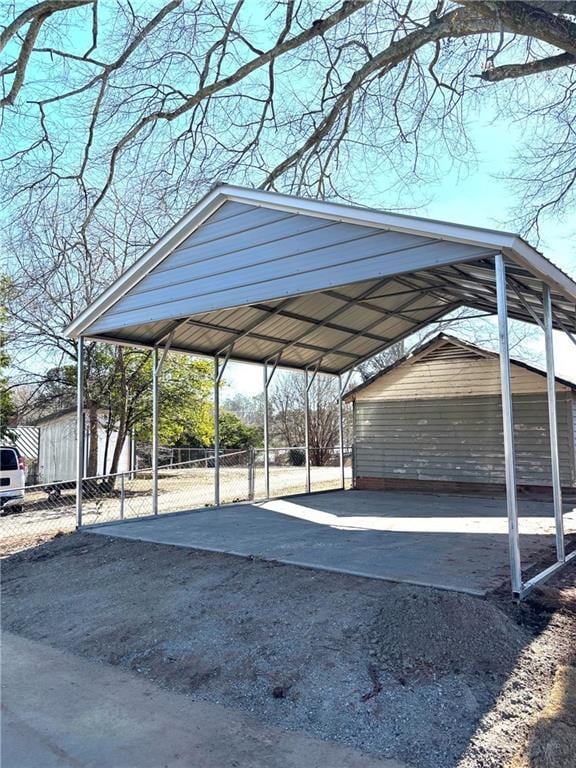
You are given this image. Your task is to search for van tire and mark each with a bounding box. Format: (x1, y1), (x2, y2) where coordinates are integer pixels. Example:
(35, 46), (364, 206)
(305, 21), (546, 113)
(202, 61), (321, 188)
(0, 504), (22, 516)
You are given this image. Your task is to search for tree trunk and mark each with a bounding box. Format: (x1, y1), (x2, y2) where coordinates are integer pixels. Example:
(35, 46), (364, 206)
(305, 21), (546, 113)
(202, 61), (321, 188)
(108, 348), (128, 481)
(86, 403), (99, 477)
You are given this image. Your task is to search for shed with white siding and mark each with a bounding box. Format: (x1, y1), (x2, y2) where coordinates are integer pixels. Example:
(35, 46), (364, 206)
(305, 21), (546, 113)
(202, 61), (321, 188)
(345, 334), (576, 493)
(36, 408), (131, 484)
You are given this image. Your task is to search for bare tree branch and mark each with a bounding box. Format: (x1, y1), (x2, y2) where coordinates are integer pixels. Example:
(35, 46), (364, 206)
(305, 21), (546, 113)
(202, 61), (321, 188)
(477, 50), (575, 81)
(457, 1), (576, 55)
(3, 0), (576, 238)
(0, 0), (93, 53)
(0, 0), (94, 106)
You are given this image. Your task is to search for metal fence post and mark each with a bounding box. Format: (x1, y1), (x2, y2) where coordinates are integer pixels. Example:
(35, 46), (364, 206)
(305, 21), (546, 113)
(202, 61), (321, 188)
(119, 472), (125, 520)
(248, 446), (255, 501)
(126, 427), (133, 480)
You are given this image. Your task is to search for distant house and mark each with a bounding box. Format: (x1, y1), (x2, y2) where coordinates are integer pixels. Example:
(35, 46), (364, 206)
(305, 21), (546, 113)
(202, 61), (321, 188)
(345, 334), (576, 493)
(36, 408), (132, 484)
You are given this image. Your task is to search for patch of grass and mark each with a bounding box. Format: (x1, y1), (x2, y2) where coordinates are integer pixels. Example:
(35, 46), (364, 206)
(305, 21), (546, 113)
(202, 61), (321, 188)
(511, 665), (576, 768)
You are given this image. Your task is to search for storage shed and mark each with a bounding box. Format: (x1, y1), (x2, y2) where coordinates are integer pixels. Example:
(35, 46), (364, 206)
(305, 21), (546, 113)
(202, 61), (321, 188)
(36, 408), (131, 484)
(346, 334), (576, 494)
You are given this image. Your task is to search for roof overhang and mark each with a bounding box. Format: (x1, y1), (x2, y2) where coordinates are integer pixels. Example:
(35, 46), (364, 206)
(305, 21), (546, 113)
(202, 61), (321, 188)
(344, 332), (576, 401)
(65, 185), (576, 376)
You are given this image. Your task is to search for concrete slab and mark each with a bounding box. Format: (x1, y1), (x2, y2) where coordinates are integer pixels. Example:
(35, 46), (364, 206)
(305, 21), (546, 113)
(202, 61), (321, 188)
(1, 631), (405, 768)
(88, 489), (576, 595)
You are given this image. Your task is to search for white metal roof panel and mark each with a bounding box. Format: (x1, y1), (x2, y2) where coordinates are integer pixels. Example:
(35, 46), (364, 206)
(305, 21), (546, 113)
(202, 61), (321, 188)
(87, 202), (495, 336)
(68, 185), (576, 375)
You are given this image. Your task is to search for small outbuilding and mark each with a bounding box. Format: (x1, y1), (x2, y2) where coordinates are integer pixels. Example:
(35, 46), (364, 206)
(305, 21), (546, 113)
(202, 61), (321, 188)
(345, 334), (576, 494)
(36, 407), (132, 484)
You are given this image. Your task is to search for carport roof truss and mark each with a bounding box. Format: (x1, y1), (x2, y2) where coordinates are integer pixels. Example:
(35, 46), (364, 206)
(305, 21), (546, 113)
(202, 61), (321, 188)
(66, 185), (576, 374)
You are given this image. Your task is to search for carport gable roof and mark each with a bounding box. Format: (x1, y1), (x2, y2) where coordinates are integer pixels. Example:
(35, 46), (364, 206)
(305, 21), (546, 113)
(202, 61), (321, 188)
(65, 185), (576, 376)
(343, 332), (576, 402)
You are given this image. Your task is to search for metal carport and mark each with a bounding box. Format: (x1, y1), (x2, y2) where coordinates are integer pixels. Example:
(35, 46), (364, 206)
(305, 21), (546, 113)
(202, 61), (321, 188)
(65, 185), (576, 598)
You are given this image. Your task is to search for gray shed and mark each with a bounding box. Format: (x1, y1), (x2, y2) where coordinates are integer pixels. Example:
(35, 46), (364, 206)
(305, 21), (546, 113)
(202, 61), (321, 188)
(346, 334), (576, 493)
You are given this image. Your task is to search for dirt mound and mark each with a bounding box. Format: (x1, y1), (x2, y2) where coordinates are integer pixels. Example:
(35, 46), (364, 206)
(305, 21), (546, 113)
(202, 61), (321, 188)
(368, 589), (530, 680)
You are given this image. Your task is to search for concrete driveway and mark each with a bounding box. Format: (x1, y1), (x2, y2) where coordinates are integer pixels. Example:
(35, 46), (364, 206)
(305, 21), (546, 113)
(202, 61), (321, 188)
(1, 632), (404, 768)
(88, 489), (576, 595)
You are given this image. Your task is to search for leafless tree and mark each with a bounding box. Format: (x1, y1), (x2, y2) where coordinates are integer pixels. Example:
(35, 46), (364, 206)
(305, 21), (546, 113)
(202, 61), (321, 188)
(222, 391), (264, 427)
(2, 1), (576, 238)
(270, 371), (351, 464)
(2, 0), (570, 463)
(3, 194), (158, 476)
(356, 304), (540, 379)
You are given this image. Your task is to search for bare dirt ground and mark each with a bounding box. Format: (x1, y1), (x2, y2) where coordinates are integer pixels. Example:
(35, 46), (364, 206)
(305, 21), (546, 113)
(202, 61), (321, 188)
(2, 533), (575, 768)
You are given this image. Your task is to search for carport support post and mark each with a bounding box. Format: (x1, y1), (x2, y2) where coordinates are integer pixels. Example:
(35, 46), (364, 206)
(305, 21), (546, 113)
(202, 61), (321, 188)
(263, 364), (270, 499)
(304, 363), (320, 494)
(338, 374), (345, 490)
(214, 356), (220, 506)
(304, 369), (311, 494)
(152, 347), (159, 515)
(263, 357), (280, 500)
(213, 350), (232, 506)
(495, 253), (523, 596)
(543, 285), (565, 562)
(337, 370), (353, 491)
(75, 336), (84, 528)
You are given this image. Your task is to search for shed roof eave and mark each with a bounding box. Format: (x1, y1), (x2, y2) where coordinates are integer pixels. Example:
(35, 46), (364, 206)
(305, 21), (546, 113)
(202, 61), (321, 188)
(342, 332), (576, 402)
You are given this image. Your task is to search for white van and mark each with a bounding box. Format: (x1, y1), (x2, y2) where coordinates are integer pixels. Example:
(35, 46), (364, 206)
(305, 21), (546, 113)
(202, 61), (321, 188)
(0, 446), (26, 514)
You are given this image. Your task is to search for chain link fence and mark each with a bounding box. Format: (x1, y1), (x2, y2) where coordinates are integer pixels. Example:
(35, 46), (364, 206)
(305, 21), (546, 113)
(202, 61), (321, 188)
(0, 447), (352, 556)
